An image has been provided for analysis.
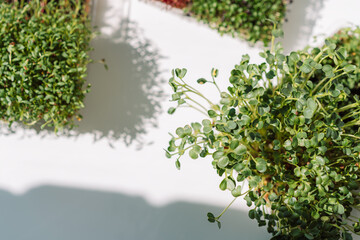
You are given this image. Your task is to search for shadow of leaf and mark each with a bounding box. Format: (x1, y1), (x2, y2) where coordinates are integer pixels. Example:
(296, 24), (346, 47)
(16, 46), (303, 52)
(75, 19), (166, 147)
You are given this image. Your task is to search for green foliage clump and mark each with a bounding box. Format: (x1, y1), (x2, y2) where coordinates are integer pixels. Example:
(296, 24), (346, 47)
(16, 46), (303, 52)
(185, 0), (288, 45)
(0, 0), (93, 131)
(323, 27), (360, 107)
(166, 30), (360, 239)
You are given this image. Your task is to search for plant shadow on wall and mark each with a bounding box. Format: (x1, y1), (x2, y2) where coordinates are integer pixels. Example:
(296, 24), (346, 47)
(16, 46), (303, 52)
(0, 17), (166, 149)
(74, 18), (166, 148)
(281, 0), (325, 53)
(0, 185), (269, 240)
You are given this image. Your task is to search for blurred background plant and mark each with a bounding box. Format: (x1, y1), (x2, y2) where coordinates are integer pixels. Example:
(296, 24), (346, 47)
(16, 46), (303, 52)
(321, 27), (360, 109)
(154, 0), (289, 45)
(158, 0), (189, 8)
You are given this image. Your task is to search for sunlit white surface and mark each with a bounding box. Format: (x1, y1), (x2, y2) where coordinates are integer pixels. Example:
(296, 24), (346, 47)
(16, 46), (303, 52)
(0, 0), (359, 239)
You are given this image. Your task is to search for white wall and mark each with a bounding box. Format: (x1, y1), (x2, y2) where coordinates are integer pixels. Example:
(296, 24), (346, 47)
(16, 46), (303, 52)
(0, 0), (359, 239)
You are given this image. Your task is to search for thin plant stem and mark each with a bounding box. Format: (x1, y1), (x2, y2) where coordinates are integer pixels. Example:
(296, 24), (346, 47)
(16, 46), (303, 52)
(217, 190), (250, 219)
(318, 72), (347, 93)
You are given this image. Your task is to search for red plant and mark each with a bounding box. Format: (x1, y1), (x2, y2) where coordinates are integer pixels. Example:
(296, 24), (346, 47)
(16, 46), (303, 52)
(159, 0), (190, 9)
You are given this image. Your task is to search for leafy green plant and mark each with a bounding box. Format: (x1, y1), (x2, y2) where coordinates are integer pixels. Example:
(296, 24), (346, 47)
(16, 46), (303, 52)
(322, 27), (360, 109)
(0, 0), (94, 131)
(155, 0), (288, 45)
(185, 0), (288, 45)
(166, 30), (360, 239)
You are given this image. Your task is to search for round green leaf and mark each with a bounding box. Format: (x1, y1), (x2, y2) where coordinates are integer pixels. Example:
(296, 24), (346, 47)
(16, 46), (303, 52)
(167, 107), (176, 114)
(231, 185), (242, 197)
(300, 64), (312, 74)
(208, 110), (217, 118)
(189, 149), (199, 159)
(217, 156), (229, 168)
(284, 140), (292, 150)
(234, 145), (247, 155)
(175, 127), (185, 137)
(227, 121), (237, 130)
(315, 156), (325, 165)
(256, 158), (267, 173)
(197, 78), (207, 84)
(219, 179), (227, 191)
